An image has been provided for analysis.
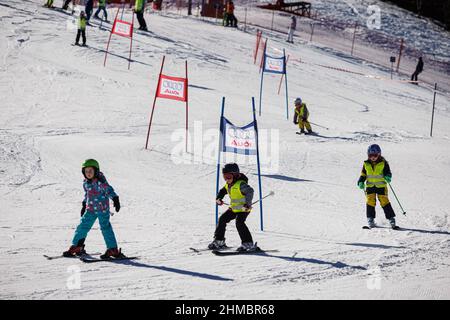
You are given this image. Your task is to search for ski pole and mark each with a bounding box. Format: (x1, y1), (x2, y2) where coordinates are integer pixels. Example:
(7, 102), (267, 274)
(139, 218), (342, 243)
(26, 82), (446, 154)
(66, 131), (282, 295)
(388, 183), (406, 215)
(220, 191), (275, 206)
(309, 121), (329, 130)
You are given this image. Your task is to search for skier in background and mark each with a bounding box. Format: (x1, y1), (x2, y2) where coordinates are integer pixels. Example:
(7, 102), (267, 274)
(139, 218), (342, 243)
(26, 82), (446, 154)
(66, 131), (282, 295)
(94, 0), (108, 21)
(74, 11), (87, 46)
(225, 1), (237, 28)
(85, 0), (94, 24)
(286, 15), (296, 43)
(135, 0), (148, 31)
(293, 97), (313, 134)
(63, 159), (125, 259)
(411, 57), (424, 84)
(44, 0), (54, 8)
(62, 0), (73, 10)
(209, 163), (258, 252)
(357, 144), (397, 229)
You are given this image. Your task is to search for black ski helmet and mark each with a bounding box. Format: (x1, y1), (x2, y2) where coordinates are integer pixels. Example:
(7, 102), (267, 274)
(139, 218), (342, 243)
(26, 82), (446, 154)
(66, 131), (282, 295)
(367, 144), (381, 155)
(222, 163), (240, 174)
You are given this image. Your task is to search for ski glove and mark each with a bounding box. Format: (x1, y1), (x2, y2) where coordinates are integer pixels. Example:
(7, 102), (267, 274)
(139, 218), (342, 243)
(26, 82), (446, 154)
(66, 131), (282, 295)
(81, 201), (86, 217)
(358, 181), (365, 190)
(243, 204), (252, 211)
(112, 196), (120, 212)
(216, 199), (224, 206)
(384, 175), (392, 183)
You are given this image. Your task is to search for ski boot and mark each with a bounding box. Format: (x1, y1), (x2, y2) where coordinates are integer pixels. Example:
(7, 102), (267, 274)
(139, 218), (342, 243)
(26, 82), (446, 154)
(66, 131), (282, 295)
(237, 242), (258, 252)
(208, 239), (226, 250)
(389, 218), (397, 229)
(63, 239), (86, 257)
(367, 218), (376, 228)
(305, 130), (314, 135)
(100, 248), (125, 260)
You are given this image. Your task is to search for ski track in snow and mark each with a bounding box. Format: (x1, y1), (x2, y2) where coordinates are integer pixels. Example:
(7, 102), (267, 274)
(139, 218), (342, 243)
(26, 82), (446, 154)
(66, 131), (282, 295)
(0, 0), (449, 299)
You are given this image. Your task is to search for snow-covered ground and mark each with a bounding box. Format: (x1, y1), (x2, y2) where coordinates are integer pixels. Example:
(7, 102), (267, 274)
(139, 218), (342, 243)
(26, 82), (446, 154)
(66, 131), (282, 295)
(1, 0), (450, 299)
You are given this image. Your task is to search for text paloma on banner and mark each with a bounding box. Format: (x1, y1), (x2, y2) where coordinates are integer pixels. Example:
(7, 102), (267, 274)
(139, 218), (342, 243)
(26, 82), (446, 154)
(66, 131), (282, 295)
(112, 20), (133, 38)
(221, 118), (257, 156)
(156, 75), (188, 102)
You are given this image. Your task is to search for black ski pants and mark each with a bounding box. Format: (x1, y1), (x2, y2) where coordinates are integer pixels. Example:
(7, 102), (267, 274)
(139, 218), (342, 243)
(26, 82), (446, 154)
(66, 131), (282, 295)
(214, 209), (253, 243)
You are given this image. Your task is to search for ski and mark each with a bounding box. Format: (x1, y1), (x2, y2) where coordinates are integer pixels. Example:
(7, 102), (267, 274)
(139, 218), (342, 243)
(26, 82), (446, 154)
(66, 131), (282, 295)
(43, 252), (101, 260)
(80, 256), (138, 263)
(362, 225), (401, 230)
(189, 246), (233, 253)
(212, 249), (278, 256)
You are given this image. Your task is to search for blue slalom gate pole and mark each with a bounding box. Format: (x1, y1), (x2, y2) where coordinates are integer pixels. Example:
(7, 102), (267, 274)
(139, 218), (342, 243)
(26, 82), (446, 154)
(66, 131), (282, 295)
(215, 97), (226, 226)
(283, 49), (289, 120)
(252, 97), (264, 231)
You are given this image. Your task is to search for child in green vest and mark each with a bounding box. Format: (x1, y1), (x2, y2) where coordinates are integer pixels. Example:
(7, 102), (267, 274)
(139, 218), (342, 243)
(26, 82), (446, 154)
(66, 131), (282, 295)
(209, 163), (257, 252)
(75, 11), (87, 46)
(293, 97), (313, 134)
(357, 144), (397, 229)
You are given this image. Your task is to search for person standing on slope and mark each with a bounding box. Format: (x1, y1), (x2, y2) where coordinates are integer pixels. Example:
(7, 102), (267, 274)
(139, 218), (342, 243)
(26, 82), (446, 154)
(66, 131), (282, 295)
(293, 97), (313, 134)
(62, 0), (73, 10)
(286, 15), (296, 43)
(45, 0), (54, 8)
(94, 0), (108, 22)
(85, 0), (94, 24)
(135, 0), (148, 31)
(74, 11), (87, 46)
(411, 57), (424, 84)
(63, 159), (125, 259)
(209, 163), (257, 252)
(357, 144), (397, 229)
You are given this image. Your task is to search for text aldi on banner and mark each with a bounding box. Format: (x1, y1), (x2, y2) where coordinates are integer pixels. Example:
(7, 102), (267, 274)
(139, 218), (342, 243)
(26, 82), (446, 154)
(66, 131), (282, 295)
(264, 55), (285, 74)
(157, 75), (187, 102)
(112, 20), (133, 38)
(222, 118), (257, 155)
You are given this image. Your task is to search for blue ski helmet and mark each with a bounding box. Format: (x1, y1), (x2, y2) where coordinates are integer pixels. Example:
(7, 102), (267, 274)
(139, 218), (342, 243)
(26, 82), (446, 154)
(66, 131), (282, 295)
(294, 97), (302, 105)
(367, 144), (381, 155)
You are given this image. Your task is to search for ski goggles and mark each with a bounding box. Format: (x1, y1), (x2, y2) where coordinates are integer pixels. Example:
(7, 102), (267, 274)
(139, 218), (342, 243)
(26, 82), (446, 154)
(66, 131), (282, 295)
(223, 173), (234, 180)
(368, 153), (380, 159)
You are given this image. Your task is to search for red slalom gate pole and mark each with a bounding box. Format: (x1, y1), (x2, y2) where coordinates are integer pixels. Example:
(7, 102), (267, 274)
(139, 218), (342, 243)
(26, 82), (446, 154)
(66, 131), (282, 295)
(254, 30), (261, 64)
(104, 8), (120, 67)
(145, 56), (166, 150)
(128, 12), (135, 70)
(185, 60), (189, 153)
(278, 54), (289, 95)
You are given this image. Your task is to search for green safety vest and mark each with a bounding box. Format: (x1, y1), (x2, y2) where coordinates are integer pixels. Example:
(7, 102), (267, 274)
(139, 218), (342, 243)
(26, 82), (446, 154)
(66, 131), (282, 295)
(295, 103), (309, 119)
(224, 180), (247, 213)
(79, 17), (86, 30)
(135, 0), (145, 12)
(364, 161), (386, 188)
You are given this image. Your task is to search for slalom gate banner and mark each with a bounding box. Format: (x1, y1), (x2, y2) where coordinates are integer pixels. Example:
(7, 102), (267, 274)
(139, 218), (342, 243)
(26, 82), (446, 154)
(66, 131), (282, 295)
(156, 75), (188, 102)
(145, 56), (189, 152)
(112, 19), (133, 38)
(258, 40), (289, 120)
(264, 55), (286, 74)
(103, 7), (134, 70)
(215, 97), (265, 231)
(222, 118), (257, 156)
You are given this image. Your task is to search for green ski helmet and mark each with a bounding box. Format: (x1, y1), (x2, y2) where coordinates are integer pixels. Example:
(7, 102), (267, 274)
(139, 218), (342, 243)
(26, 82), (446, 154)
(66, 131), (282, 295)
(82, 159), (100, 178)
